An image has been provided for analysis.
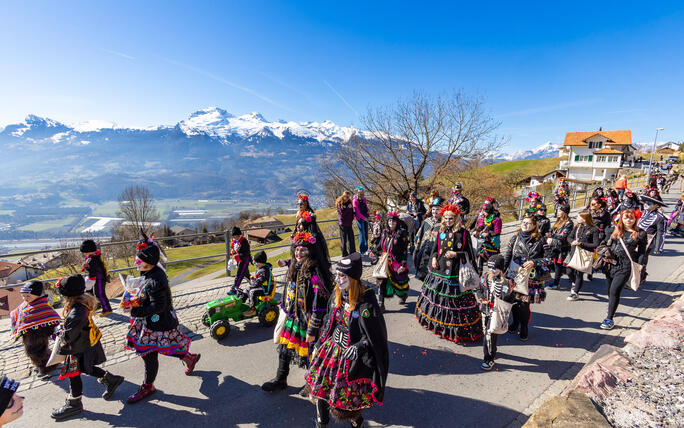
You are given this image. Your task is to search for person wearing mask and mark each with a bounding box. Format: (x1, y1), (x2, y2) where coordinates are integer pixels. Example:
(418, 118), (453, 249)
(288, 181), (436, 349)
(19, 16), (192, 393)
(504, 215), (549, 341)
(448, 183), (471, 224)
(406, 192), (426, 250)
(336, 190), (356, 257)
(546, 204), (574, 290)
(534, 203), (551, 237)
(9, 280), (61, 377)
(0, 376), (23, 427)
(51, 275), (124, 419)
(416, 205), (482, 343)
(566, 211), (600, 301)
(637, 195), (668, 280)
(352, 186), (371, 255)
(262, 232), (331, 392)
(471, 197), (503, 272)
(606, 189), (621, 213)
(414, 197), (442, 280)
(368, 210), (385, 265)
(80, 239), (112, 315)
(612, 190), (641, 218)
(125, 234), (201, 404)
(600, 210), (647, 329)
(376, 212), (410, 311)
(306, 253), (388, 428)
(476, 254), (513, 370)
(227, 226), (252, 295)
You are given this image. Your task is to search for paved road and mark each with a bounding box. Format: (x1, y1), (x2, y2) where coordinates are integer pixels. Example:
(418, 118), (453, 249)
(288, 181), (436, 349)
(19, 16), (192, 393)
(5, 186), (684, 428)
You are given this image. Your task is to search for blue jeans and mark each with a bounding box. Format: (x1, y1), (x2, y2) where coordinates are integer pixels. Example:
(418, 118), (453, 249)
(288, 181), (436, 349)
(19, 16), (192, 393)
(357, 219), (369, 253)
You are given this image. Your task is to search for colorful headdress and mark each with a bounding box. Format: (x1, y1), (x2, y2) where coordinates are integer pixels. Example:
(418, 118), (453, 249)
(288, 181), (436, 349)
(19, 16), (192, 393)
(482, 197), (496, 209)
(375, 210), (384, 221)
(292, 231), (316, 246)
(386, 211), (400, 219)
(429, 197), (443, 207)
(439, 204), (461, 218)
(297, 210), (313, 223)
(526, 191), (540, 202)
(452, 182), (463, 192)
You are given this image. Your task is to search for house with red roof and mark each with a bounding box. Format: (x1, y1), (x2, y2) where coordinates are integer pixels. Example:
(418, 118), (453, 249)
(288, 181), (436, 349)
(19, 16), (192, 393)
(561, 130), (635, 182)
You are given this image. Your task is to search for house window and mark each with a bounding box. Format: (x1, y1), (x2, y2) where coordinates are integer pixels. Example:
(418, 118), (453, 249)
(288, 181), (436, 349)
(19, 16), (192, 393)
(588, 155), (593, 162)
(597, 155), (606, 162)
(588, 142), (593, 149)
(595, 141), (602, 149)
(574, 155), (580, 161)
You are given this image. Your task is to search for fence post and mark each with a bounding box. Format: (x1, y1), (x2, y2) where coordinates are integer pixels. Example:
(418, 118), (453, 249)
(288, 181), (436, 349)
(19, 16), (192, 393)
(583, 189), (589, 207)
(572, 190), (577, 209)
(517, 194), (524, 219)
(225, 230), (230, 278)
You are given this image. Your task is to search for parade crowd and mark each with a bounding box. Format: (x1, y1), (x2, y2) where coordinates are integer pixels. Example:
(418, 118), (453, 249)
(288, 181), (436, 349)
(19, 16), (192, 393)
(2, 171), (682, 427)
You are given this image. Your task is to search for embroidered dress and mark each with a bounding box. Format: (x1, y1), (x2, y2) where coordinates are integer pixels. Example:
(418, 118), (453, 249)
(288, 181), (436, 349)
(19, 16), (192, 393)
(125, 318), (191, 357)
(415, 226), (483, 343)
(377, 228), (409, 298)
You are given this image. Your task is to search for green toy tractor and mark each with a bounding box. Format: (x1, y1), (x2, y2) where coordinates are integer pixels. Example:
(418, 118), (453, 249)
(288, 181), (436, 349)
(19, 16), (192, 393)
(202, 289), (279, 341)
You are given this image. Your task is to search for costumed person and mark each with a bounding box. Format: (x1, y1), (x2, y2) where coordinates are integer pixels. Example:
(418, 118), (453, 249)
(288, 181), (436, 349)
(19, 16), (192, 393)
(566, 211), (600, 301)
(336, 190), (356, 257)
(637, 195), (668, 281)
(228, 226), (251, 295)
(611, 190), (641, 217)
(306, 253), (388, 428)
(545, 204), (574, 290)
(262, 232), (331, 392)
(414, 197), (442, 281)
(599, 209), (647, 329)
(10, 281), (62, 376)
(533, 203), (551, 237)
(448, 183), (470, 224)
(589, 186), (606, 205)
(476, 254), (513, 370)
(9, 281), (61, 377)
(375, 211), (410, 311)
(656, 175), (666, 193)
(125, 234), (200, 404)
(606, 189), (621, 213)
(284, 210), (334, 291)
(553, 179), (570, 215)
(353, 186), (371, 255)
(80, 239), (112, 315)
(415, 204), (482, 343)
(646, 187), (663, 202)
(0, 376), (23, 427)
(471, 197), (503, 272)
(243, 250), (274, 317)
(406, 192), (426, 251)
(589, 197), (611, 243)
(504, 215), (550, 341)
(368, 210), (385, 265)
(51, 275), (124, 420)
(525, 191), (543, 215)
(668, 193), (684, 237)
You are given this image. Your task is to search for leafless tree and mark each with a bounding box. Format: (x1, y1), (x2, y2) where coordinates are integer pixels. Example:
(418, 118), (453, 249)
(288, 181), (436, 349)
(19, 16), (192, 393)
(117, 185), (159, 239)
(323, 90), (505, 209)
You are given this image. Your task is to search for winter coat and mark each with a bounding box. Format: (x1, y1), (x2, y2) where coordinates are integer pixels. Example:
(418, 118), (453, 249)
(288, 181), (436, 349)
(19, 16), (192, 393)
(59, 303), (94, 355)
(566, 224), (600, 261)
(337, 200), (355, 227)
(130, 266), (179, 332)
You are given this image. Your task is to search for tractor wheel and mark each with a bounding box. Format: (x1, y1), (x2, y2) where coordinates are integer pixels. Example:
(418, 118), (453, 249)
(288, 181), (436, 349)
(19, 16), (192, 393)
(210, 320), (231, 340)
(258, 305), (279, 327)
(201, 311), (211, 327)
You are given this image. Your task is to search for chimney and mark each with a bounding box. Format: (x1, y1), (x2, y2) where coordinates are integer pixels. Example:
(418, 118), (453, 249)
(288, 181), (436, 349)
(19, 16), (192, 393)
(599, 127), (603, 131)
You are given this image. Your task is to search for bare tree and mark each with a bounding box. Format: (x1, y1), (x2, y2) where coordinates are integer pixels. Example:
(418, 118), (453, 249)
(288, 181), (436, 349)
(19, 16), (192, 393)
(117, 185), (159, 239)
(323, 90), (505, 208)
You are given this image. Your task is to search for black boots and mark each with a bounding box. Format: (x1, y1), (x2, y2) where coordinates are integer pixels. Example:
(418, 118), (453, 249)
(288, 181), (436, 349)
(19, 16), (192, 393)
(316, 399), (330, 428)
(261, 356), (289, 392)
(51, 395), (83, 420)
(99, 371), (124, 400)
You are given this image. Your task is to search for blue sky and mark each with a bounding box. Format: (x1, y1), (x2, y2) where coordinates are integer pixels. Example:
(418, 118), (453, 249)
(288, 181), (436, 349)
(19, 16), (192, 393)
(1, 1), (683, 150)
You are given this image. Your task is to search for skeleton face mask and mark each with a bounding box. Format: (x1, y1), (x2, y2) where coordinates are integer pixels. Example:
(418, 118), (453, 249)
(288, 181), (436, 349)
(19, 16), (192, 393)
(294, 246), (309, 262)
(431, 207), (439, 217)
(336, 272), (350, 290)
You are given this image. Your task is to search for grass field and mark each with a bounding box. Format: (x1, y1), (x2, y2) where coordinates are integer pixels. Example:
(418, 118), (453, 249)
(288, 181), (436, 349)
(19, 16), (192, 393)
(18, 216), (79, 232)
(481, 157), (565, 177)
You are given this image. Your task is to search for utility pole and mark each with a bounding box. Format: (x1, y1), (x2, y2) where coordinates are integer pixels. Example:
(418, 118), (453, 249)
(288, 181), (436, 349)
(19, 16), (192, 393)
(647, 128), (664, 182)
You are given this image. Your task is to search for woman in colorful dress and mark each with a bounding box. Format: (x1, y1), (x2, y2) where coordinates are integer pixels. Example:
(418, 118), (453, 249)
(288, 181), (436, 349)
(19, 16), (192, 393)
(306, 253), (389, 428)
(414, 197), (442, 280)
(471, 197), (503, 272)
(375, 211), (410, 311)
(262, 232), (331, 392)
(368, 210), (385, 265)
(415, 204), (482, 343)
(125, 234), (201, 403)
(504, 215), (550, 341)
(51, 275), (124, 420)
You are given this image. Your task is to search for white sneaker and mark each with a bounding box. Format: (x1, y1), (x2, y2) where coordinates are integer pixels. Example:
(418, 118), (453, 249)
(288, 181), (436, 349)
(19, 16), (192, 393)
(567, 293), (579, 301)
(480, 360), (495, 371)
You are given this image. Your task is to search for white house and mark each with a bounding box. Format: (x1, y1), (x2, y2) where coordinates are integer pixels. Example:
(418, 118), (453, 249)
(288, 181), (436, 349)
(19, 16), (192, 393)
(560, 130), (634, 182)
(0, 261), (43, 286)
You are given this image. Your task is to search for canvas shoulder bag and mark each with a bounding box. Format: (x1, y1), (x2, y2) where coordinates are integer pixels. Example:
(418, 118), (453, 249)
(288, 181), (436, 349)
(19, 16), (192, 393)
(619, 238), (643, 291)
(566, 227), (594, 274)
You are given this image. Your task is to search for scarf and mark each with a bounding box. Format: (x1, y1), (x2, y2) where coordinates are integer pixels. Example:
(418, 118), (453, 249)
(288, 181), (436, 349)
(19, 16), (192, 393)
(9, 295), (61, 340)
(519, 230), (533, 245)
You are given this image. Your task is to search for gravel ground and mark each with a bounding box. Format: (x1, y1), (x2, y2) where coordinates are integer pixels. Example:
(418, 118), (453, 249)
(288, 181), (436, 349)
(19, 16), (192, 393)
(600, 346), (684, 428)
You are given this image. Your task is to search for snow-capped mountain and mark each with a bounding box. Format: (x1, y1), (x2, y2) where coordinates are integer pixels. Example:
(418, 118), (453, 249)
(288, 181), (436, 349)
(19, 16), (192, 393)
(488, 141), (561, 162)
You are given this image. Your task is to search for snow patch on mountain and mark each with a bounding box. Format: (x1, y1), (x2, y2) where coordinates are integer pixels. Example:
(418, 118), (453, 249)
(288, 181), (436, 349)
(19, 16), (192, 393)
(487, 141), (560, 162)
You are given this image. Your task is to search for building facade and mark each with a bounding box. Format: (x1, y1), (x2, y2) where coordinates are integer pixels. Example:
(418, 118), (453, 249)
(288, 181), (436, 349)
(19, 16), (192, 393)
(560, 130), (634, 182)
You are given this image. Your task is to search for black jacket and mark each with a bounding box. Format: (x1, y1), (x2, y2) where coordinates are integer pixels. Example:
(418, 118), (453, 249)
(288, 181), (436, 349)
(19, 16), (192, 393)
(407, 199), (427, 223)
(605, 230), (647, 273)
(59, 303), (93, 355)
(535, 215), (551, 237)
(566, 224), (600, 260)
(83, 253), (107, 282)
(590, 209), (612, 241)
(547, 219), (574, 257)
(231, 236), (251, 263)
(503, 231), (547, 279)
(130, 266), (179, 331)
(316, 288), (389, 403)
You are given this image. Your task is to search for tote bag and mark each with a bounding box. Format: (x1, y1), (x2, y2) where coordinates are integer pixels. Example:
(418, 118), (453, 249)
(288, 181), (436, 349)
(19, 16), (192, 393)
(272, 306), (288, 344)
(565, 228), (593, 274)
(488, 297), (514, 334)
(459, 257), (479, 292)
(372, 252), (389, 279)
(46, 337), (66, 366)
(619, 238), (643, 291)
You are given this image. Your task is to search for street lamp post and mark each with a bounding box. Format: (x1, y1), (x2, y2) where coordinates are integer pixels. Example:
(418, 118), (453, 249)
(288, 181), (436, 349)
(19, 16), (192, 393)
(647, 127), (664, 182)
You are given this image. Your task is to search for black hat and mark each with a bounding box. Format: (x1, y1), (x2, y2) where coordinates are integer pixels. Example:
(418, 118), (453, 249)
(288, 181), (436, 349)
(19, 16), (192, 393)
(231, 226), (242, 236)
(639, 195), (667, 207)
(136, 242), (160, 266)
(80, 239), (97, 253)
(20, 280), (43, 296)
(558, 204), (571, 214)
(410, 191), (418, 198)
(254, 250), (267, 264)
(487, 254), (505, 272)
(336, 252), (363, 281)
(56, 274), (85, 297)
(0, 376), (20, 412)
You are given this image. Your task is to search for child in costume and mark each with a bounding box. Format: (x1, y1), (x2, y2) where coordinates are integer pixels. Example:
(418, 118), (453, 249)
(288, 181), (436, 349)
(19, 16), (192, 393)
(51, 275), (124, 420)
(80, 239), (112, 315)
(375, 211), (410, 310)
(9, 280), (61, 376)
(306, 252), (389, 428)
(243, 250), (274, 316)
(228, 226), (252, 295)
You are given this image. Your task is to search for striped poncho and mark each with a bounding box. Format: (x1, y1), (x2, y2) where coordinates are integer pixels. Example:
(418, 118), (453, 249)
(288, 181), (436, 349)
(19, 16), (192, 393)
(9, 295), (61, 340)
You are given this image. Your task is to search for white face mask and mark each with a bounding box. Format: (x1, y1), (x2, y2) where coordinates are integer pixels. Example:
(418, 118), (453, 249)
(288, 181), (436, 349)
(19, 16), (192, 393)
(643, 202), (654, 211)
(336, 273), (350, 290)
(295, 246), (309, 262)
(431, 207), (439, 217)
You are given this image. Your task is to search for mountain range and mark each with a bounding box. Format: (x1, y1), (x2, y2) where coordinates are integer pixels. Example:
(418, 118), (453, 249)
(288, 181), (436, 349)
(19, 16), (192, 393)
(0, 108), (560, 205)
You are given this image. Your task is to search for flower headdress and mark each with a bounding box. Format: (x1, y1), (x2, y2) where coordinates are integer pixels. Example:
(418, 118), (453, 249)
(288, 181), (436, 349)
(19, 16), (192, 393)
(482, 197), (496, 209)
(297, 210), (313, 223)
(526, 191), (540, 202)
(297, 193), (309, 202)
(375, 210), (384, 221)
(439, 204), (461, 218)
(292, 232), (316, 245)
(386, 211), (400, 219)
